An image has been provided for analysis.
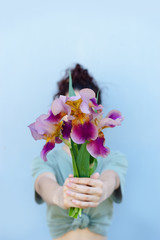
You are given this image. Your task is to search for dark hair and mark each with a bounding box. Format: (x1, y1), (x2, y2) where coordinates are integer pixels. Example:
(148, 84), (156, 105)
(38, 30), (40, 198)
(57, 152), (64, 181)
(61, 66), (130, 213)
(53, 64), (102, 104)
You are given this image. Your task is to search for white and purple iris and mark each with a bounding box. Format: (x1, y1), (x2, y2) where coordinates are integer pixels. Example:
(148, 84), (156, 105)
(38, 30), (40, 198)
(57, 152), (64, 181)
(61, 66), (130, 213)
(28, 88), (123, 161)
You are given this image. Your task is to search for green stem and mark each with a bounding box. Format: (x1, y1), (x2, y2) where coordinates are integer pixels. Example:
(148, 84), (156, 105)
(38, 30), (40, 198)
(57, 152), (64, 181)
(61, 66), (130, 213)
(59, 135), (71, 148)
(70, 147), (79, 177)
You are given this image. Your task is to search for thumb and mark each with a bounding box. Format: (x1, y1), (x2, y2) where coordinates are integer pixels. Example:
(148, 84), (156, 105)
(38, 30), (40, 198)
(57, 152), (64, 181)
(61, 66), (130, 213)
(90, 172), (100, 179)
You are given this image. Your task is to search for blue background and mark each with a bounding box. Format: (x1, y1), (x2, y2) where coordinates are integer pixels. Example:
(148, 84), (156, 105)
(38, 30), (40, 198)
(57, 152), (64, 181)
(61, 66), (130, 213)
(0, 1), (160, 239)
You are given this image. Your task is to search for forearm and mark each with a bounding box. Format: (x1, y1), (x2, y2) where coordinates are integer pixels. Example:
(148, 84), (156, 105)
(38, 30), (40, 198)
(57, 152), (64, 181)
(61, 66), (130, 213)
(100, 170), (120, 202)
(36, 176), (63, 207)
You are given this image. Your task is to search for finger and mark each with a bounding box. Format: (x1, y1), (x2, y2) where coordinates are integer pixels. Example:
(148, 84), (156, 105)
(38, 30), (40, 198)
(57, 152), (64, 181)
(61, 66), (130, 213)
(90, 172), (100, 179)
(66, 182), (102, 196)
(64, 178), (71, 186)
(64, 198), (84, 209)
(66, 190), (99, 202)
(63, 183), (74, 192)
(68, 174), (74, 178)
(71, 199), (98, 208)
(69, 200), (84, 208)
(69, 177), (102, 187)
(64, 191), (77, 202)
(64, 175), (74, 185)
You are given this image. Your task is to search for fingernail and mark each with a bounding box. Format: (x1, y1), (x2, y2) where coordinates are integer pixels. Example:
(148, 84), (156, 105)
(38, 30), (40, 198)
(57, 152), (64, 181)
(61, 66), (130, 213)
(66, 190), (71, 195)
(67, 182), (72, 187)
(72, 199), (78, 203)
(70, 178), (75, 182)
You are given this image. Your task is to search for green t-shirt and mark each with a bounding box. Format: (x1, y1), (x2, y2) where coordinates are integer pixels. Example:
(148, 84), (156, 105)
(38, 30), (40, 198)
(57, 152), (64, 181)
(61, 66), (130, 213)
(31, 148), (128, 239)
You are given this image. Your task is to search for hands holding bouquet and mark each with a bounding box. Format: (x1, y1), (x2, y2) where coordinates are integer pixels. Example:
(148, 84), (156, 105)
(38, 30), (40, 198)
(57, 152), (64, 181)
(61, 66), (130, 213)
(56, 169), (119, 213)
(28, 72), (123, 218)
(63, 173), (103, 209)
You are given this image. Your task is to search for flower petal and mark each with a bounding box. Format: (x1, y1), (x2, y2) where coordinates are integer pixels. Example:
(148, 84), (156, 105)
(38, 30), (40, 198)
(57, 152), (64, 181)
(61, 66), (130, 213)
(51, 98), (63, 115)
(51, 96), (71, 116)
(28, 111), (63, 142)
(40, 140), (55, 161)
(68, 95), (81, 101)
(55, 137), (63, 143)
(46, 110), (63, 123)
(79, 89), (96, 114)
(90, 98), (103, 111)
(90, 98), (98, 106)
(98, 117), (120, 129)
(65, 97), (82, 111)
(28, 122), (43, 140)
(99, 110), (124, 129)
(79, 100), (90, 114)
(106, 110), (123, 120)
(62, 121), (72, 139)
(86, 136), (110, 158)
(79, 88), (95, 100)
(28, 113), (53, 139)
(36, 114), (57, 136)
(71, 121), (98, 144)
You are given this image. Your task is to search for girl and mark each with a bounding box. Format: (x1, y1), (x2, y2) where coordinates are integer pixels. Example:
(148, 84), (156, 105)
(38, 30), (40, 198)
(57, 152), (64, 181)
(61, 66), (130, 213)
(31, 64), (128, 240)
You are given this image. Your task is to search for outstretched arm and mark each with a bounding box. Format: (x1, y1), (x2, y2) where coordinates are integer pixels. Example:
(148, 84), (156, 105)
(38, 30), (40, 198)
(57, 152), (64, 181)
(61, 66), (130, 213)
(35, 172), (64, 208)
(35, 170), (120, 209)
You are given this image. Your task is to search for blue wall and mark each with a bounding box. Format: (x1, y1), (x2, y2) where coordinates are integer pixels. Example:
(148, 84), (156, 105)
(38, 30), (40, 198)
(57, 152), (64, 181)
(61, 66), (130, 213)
(0, 1), (160, 239)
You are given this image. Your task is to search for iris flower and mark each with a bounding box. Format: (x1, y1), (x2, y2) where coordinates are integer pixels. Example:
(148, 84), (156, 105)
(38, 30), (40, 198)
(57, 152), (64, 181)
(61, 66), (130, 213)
(63, 89), (100, 144)
(28, 110), (70, 161)
(50, 89), (100, 145)
(29, 88), (123, 161)
(86, 110), (124, 158)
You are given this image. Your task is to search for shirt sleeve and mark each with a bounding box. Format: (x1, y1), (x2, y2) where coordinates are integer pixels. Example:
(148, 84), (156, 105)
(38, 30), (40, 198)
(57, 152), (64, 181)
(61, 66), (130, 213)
(101, 150), (128, 203)
(31, 152), (57, 204)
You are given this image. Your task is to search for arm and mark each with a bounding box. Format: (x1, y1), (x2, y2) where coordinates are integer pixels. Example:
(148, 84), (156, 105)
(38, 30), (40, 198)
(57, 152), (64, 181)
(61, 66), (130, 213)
(35, 170), (120, 209)
(99, 170), (120, 203)
(35, 172), (64, 208)
(35, 172), (84, 209)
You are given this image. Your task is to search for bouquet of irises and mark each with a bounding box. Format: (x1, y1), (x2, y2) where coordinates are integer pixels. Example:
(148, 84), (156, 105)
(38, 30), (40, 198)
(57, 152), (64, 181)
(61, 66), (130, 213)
(28, 72), (123, 218)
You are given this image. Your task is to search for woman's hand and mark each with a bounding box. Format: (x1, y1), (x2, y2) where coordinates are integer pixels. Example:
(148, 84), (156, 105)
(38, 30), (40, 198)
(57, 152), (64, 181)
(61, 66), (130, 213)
(62, 172), (118, 209)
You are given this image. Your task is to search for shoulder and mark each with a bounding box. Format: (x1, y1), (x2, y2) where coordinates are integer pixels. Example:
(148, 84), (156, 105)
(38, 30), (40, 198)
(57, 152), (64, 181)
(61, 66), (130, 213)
(31, 148), (63, 180)
(32, 147), (63, 165)
(99, 150), (128, 203)
(100, 150), (127, 164)
(107, 150), (127, 159)
(97, 150), (128, 173)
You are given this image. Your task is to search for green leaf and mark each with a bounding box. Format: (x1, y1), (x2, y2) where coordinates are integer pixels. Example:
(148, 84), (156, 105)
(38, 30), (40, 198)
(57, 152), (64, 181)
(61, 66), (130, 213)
(70, 148), (79, 177)
(69, 71), (76, 97)
(79, 208), (82, 216)
(89, 157), (98, 177)
(69, 207), (81, 218)
(70, 140), (79, 177)
(89, 155), (95, 165)
(71, 139), (77, 159)
(76, 142), (90, 177)
(69, 207), (78, 218)
(96, 90), (99, 103)
(77, 144), (82, 151)
(73, 210), (79, 219)
(73, 142), (79, 156)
